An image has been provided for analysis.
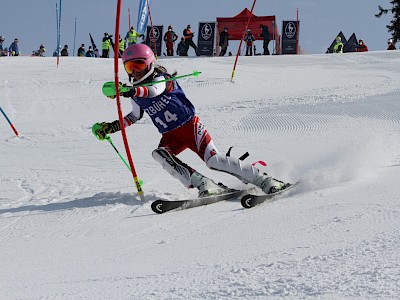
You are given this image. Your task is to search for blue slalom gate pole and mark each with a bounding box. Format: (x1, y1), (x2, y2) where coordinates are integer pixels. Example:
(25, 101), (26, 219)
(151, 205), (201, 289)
(0, 106), (19, 137)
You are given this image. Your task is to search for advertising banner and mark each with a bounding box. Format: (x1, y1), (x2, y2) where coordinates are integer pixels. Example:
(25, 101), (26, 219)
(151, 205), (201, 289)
(145, 25), (163, 56)
(281, 21), (299, 55)
(197, 22), (216, 56)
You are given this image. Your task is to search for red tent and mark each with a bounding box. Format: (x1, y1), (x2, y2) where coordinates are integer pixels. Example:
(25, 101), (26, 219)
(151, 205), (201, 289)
(216, 8), (281, 54)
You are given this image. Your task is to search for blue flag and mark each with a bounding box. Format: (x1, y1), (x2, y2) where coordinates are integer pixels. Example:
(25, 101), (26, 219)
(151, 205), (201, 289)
(137, 0), (150, 35)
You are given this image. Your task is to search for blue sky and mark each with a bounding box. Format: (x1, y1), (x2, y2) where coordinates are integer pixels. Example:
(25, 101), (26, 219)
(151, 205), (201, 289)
(1, 0), (393, 55)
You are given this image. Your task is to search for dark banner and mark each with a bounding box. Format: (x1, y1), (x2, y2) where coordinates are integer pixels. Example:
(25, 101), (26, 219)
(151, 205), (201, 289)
(145, 25), (163, 56)
(281, 21), (299, 55)
(197, 22), (216, 56)
(344, 33), (358, 53)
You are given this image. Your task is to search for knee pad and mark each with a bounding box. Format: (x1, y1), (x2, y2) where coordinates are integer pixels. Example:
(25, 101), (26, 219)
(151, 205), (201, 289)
(152, 148), (193, 187)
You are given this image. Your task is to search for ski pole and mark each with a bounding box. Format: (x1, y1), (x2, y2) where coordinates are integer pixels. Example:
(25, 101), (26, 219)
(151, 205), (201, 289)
(102, 70), (201, 97)
(92, 125), (143, 186)
(106, 136), (133, 172)
(141, 70), (201, 87)
(0, 106), (19, 137)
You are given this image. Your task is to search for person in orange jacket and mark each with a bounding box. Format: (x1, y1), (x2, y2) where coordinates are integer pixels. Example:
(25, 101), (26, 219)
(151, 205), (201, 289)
(183, 25), (197, 55)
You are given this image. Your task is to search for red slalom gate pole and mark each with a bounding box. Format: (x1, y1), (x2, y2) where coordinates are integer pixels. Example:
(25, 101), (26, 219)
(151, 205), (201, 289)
(114, 0), (144, 200)
(231, 0), (257, 82)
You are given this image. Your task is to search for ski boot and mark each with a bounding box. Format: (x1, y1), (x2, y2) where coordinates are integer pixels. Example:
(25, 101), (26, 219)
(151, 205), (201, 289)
(252, 173), (288, 194)
(190, 171), (230, 197)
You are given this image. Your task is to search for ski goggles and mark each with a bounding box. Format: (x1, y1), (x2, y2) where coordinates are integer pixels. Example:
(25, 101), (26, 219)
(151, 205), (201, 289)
(124, 59), (147, 74)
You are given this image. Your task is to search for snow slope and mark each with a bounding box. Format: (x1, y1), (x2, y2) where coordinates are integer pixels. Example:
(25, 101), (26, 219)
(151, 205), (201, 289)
(1, 51), (400, 299)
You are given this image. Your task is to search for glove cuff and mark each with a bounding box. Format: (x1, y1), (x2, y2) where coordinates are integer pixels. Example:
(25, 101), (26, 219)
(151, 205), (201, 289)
(109, 120), (121, 133)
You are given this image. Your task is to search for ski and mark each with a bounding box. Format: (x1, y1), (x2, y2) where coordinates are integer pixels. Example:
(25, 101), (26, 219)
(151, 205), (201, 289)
(241, 181), (299, 209)
(151, 188), (256, 214)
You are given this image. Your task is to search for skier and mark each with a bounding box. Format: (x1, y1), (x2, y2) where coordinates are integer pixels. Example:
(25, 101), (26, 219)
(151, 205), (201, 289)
(163, 25), (178, 56)
(93, 44), (289, 197)
(244, 29), (255, 56)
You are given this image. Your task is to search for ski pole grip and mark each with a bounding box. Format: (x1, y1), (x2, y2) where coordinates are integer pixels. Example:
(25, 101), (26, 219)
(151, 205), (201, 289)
(102, 81), (131, 97)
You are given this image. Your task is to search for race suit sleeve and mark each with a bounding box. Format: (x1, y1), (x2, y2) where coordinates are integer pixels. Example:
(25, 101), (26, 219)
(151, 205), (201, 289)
(123, 101), (144, 126)
(132, 75), (167, 98)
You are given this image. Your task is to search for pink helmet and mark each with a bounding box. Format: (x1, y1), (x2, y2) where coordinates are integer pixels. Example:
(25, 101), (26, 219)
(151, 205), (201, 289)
(122, 44), (156, 83)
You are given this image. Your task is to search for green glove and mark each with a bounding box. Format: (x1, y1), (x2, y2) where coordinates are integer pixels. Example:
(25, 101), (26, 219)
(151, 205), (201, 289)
(102, 81), (132, 98)
(92, 121), (121, 140)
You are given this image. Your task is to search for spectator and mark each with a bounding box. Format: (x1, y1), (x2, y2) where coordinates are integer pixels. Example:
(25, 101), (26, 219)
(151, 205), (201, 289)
(219, 27), (229, 56)
(244, 29), (255, 56)
(9, 38), (20, 56)
(32, 44), (46, 56)
(102, 33), (113, 58)
(85, 46), (95, 57)
(355, 39), (368, 52)
(77, 44), (85, 57)
(177, 37), (188, 56)
(118, 35), (125, 57)
(164, 25), (178, 56)
(387, 38), (396, 50)
(125, 26), (143, 46)
(61, 45), (69, 56)
(333, 36), (344, 53)
(53, 46), (61, 57)
(259, 24), (271, 55)
(183, 25), (197, 55)
(0, 36), (7, 56)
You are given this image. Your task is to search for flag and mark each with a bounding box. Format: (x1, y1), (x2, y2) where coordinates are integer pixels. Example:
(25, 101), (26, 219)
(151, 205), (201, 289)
(89, 33), (100, 57)
(137, 0), (150, 35)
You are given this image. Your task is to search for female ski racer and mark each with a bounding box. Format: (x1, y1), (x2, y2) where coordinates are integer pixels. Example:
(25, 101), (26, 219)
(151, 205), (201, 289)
(93, 44), (289, 197)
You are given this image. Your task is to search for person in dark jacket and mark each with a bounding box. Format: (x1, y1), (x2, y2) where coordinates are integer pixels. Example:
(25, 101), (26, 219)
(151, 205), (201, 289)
(9, 38), (19, 56)
(164, 25), (178, 56)
(77, 44), (85, 57)
(61, 45), (69, 56)
(219, 27), (229, 56)
(177, 37), (188, 56)
(0, 36), (7, 56)
(85, 46), (95, 57)
(259, 24), (271, 55)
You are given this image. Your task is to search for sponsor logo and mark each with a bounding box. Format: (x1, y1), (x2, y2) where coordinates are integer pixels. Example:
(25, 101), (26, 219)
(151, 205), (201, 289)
(149, 27), (160, 41)
(201, 23), (213, 41)
(285, 22), (296, 39)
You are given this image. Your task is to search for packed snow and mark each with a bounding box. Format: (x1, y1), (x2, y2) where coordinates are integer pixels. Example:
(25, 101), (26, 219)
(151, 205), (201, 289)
(1, 51), (400, 299)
